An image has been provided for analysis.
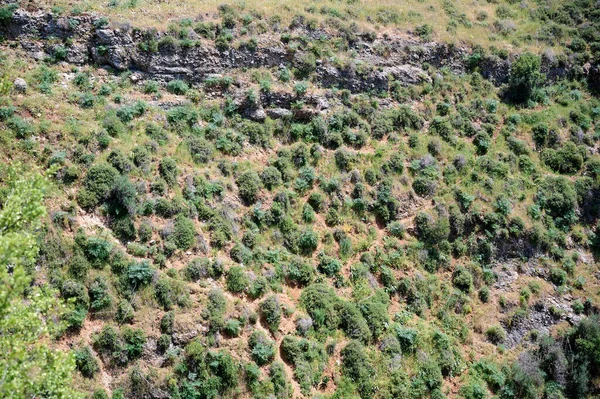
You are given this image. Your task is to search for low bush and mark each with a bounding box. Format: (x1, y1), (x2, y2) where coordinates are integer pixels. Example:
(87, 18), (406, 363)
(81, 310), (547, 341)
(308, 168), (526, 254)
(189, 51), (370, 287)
(249, 330), (275, 365)
(260, 295), (282, 333)
(236, 171), (262, 204)
(74, 346), (99, 378)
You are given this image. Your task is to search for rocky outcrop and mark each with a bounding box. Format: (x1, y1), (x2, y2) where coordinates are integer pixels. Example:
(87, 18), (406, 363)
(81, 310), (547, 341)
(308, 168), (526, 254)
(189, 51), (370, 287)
(0, 8), (596, 92)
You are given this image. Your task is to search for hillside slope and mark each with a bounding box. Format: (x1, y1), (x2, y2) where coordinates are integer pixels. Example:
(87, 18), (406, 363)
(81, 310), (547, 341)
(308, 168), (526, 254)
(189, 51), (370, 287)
(1, 1), (600, 399)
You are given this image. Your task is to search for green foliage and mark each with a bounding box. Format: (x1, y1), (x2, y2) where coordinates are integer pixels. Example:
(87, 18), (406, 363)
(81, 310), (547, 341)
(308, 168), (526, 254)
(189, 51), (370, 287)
(172, 215), (196, 250)
(260, 295), (282, 333)
(226, 266), (249, 293)
(0, 168), (82, 398)
(236, 170), (262, 204)
(0, 3), (18, 24)
(159, 157), (179, 186)
(341, 341), (374, 397)
(507, 52), (544, 104)
(452, 267), (473, 293)
(280, 335), (327, 394)
(77, 163), (119, 209)
(339, 301), (372, 342)
(535, 176), (577, 228)
(541, 142), (584, 174)
(249, 330), (276, 365)
(127, 261), (154, 288)
(74, 346), (99, 378)
(300, 283), (339, 330)
(167, 79), (189, 95)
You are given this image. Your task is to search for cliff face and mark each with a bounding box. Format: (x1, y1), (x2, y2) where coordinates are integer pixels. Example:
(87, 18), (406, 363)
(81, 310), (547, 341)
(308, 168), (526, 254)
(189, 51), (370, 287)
(1, 9), (590, 92)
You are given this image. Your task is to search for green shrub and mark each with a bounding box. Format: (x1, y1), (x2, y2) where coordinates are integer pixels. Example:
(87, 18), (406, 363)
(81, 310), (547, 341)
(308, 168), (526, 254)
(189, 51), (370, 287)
(341, 341), (374, 396)
(188, 137), (214, 164)
(387, 221), (405, 238)
(359, 296), (389, 339)
(452, 267), (473, 293)
(249, 330), (275, 365)
(157, 334), (171, 353)
(116, 300), (135, 324)
(299, 283), (339, 330)
(550, 268), (567, 286)
(145, 122), (169, 144)
(68, 254), (90, 280)
(479, 287), (490, 303)
(236, 171), (262, 204)
(317, 252), (342, 277)
(286, 258), (314, 286)
(92, 390), (108, 399)
(261, 166), (282, 190)
(61, 280), (89, 309)
(298, 229), (318, 255)
(122, 327), (146, 359)
(535, 177), (577, 228)
(507, 52), (544, 104)
(270, 361), (291, 399)
(89, 277), (112, 311)
(224, 319), (241, 337)
(78, 163), (119, 209)
(541, 142), (584, 174)
(294, 52), (317, 79)
(155, 278), (175, 310)
(172, 215), (196, 250)
(127, 261), (154, 288)
(159, 157), (179, 186)
(260, 295), (282, 333)
(111, 216), (136, 242)
(74, 346), (99, 378)
(143, 80), (160, 94)
(485, 325), (506, 344)
(226, 266), (249, 294)
(166, 79), (189, 95)
(339, 302), (372, 342)
(0, 3), (18, 24)
(160, 311), (175, 334)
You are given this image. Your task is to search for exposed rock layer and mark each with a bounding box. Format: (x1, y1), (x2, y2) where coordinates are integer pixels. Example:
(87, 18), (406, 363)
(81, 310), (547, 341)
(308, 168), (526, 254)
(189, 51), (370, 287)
(1, 9), (594, 92)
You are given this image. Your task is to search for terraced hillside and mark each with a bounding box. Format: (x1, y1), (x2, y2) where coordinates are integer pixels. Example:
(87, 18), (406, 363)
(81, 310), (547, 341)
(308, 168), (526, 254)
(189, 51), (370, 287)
(1, 1), (600, 399)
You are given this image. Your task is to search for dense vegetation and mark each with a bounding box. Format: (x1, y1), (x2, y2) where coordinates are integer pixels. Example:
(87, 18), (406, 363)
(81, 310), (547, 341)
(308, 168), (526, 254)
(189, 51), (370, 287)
(1, 0), (600, 398)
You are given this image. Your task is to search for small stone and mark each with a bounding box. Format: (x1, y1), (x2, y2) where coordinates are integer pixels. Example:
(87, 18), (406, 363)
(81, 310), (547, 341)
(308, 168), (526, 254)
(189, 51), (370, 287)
(13, 78), (27, 93)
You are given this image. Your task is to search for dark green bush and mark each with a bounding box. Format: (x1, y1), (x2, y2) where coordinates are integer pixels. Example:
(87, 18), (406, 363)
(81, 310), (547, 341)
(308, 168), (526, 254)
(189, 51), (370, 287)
(261, 166), (282, 190)
(127, 261), (154, 288)
(116, 300), (135, 324)
(236, 171), (262, 204)
(74, 346), (99, 378)
(286, 258), (314, 286)
(341, 341), (374, 397)
(485, 325), (506, 344)
(260, 295), (282, 333)
(506, 52), (544, 104)
(89, 277), (112, 311)
(77, 163), (119, 209)
(299, 283), (339, 330)
(159, 157), (179, 186)
(339, 302), (372, 342)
